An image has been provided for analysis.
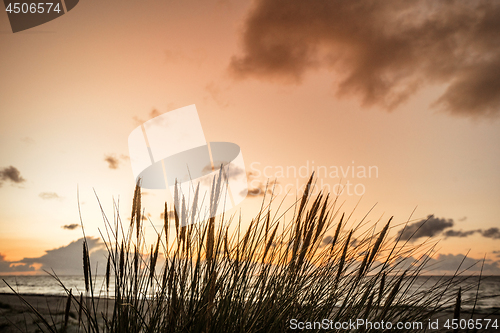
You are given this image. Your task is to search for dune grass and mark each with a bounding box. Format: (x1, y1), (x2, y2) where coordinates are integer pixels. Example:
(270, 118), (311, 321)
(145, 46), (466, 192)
(3, 173), (481, 332)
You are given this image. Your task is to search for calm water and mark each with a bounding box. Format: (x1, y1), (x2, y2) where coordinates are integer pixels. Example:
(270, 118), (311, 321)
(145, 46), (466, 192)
(1, 275), (116, 298)
(1, 275), (499, 311)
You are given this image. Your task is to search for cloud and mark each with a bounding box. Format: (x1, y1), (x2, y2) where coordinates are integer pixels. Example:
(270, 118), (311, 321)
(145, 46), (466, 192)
(0, 238), (107, 275)
(19, 237), (107, 275)
(104, 155), (120, 169)
(321, 235), (333, 247)
(1, 238), (168, 277)
(160, 210), (176, 220)
(397, 253), (500, 275)
(201, 164), (246, 181)
(398, 215), (454, 241)
(430, 253), (500, 275)
(230, 0), (500, 117)
(104, 154), (129, 170)
(0, 253), (35, 273)
(245, 171), (279, 198)
(62, 224), (80, 230)
(442, 229), (479, 238)
(398, 215), (500, 242)
(0, 166), (26, 187)
(39, 192), (62, 200)
(480, 228), (500, 239)
(245, 179), (278, 197)
(246, 187), (264, 196)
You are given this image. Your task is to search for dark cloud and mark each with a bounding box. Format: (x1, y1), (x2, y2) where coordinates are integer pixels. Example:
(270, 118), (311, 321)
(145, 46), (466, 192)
(245, 180), (278, 197)
(223, 165), (246, 181)
(398, 215), (454, 241)
(399, 215), (499, 241)
(245, 172), (278, 198)
(246, 187), (264, 196)
(480, 228), (500, 239)
(202, 163), (215, 175)
(62, 224), (80, 230)
(160, 210), (176, 220)
(201, 164), (246, 181)
(0, 238), (106, 275)
(442, 229), (479, 238)
(39, 192), (62, 200)
(230, 0), (500, 117)
(321, 235), (333, 247)
(19, 237), (107, 275)
(0, 253), (35, 273)
(104, 155), (120, 169)
(0, 166), (26, 187)
(104, 154), (129, 170)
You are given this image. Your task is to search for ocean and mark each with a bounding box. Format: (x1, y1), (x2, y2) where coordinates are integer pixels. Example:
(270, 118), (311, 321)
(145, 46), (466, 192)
(1, 275), (499, 311)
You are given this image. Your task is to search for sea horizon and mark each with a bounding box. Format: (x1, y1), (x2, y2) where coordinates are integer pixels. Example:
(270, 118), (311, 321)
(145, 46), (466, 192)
(2, 274), (499, 312)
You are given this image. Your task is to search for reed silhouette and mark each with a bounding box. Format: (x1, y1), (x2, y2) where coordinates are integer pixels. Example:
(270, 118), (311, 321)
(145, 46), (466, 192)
(4, 174), (482, 332)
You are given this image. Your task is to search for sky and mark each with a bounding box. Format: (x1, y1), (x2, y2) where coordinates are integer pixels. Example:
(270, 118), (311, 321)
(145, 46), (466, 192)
(0, 0), (499, 275)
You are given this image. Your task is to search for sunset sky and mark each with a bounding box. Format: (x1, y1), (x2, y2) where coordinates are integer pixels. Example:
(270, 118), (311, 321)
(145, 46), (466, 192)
(1, 0), (499, 275)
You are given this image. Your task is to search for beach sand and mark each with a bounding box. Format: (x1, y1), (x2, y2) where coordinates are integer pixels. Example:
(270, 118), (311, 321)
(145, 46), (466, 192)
(0, 293), (113, 333)
(1, 292), (499, 332)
